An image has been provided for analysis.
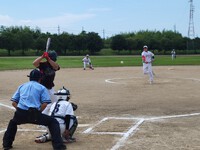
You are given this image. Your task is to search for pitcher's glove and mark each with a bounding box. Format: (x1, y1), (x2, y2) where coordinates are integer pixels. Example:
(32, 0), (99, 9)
(71, 102), (78, 111)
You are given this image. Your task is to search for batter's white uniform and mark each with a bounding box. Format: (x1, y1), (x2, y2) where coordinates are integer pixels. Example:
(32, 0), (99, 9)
(141, 51), (154, 83)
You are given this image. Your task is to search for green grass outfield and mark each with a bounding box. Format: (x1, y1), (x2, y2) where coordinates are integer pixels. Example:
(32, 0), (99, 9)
(0, 55), (200, 71)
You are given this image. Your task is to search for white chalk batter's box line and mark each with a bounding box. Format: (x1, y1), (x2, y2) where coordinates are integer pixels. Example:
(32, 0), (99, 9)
(83, 113), (200, 150)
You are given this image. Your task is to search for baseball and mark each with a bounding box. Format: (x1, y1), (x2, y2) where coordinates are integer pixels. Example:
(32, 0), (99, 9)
(120, 61), (124, 64)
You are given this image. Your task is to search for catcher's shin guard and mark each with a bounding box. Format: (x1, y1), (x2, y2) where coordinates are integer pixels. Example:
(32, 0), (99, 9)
(69, 117), (78, 137)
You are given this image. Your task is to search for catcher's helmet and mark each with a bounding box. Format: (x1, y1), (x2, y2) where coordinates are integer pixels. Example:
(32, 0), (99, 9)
(48, 50), (57, 61)
(27, 69), (42, 81)
(54, 86), (70, 101)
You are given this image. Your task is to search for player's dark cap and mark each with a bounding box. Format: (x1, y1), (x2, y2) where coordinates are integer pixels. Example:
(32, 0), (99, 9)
(27, 69), (42, 80)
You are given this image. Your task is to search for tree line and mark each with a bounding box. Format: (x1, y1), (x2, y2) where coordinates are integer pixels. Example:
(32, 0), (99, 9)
(0, 25), (200, 56)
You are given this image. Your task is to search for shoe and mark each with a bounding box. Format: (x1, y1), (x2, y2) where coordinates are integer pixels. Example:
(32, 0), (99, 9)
(83, 68), (86, 70)
(63, 137), (76, 143)
(35, 133), (49, 143)
(150, 81), (153, 84)
(3, 145), (13, 150)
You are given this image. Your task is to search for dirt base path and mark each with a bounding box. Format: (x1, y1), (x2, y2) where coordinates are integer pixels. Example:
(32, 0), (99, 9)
(1, 66), (200, 150)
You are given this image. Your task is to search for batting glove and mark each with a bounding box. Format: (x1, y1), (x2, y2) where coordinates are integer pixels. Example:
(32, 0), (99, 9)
(42, 52), (48, 58)
(43, 52), (50, 61)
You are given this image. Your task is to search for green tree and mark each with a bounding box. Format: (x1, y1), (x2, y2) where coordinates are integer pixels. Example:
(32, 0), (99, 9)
(111, 35), (127, 54)
(87, 32), (103, 55)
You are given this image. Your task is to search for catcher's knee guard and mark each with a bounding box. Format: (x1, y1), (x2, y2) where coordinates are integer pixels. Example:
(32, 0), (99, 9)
(69, 116), (78, 137)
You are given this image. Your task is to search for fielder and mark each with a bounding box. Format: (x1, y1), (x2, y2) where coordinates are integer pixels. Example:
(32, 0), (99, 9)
(82, 54), (94, 70)
(171, 49), (176, 60)
(35, 86), (78, 143)
(141, 45), (155, 84)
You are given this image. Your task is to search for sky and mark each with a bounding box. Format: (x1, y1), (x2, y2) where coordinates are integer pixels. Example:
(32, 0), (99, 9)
(0, 0), (200, 38)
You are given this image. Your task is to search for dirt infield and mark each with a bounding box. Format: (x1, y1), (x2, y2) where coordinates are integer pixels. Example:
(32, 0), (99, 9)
(1, 66), (200, 150)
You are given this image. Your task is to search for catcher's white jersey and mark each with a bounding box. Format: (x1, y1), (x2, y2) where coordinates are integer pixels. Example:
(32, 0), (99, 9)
(141, 51), (154, 63)
(49, 100), (74, 124)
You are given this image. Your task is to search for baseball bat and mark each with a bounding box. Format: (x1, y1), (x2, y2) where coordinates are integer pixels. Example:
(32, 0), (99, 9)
(46, 37), (51, 52)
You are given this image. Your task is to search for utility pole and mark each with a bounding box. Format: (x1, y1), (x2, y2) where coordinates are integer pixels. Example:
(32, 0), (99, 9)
(58, 25), (60, 35)
(187, 0), (195, 50)
(173, 24), (176, 33)
(103, 29), (105, 39)
(188, 0), (195, 39)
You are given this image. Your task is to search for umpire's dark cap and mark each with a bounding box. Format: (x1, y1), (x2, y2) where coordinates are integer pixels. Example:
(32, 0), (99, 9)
(27, 69), (42, 79)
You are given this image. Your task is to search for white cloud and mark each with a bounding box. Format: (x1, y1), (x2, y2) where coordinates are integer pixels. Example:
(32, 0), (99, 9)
(0, 15), (14, 26)
(34, 13), (96, 27)
(0, 13), (96, 33)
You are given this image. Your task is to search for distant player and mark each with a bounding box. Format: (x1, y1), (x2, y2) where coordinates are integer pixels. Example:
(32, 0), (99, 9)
(35, 86), (78, 143)
(141, 45), (155, 84)
(82, 54), (94, 70)
(171, 49), (176, 60)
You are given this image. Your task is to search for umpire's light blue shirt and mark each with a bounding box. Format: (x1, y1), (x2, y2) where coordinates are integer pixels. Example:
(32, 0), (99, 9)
(11, 81), (51, 111)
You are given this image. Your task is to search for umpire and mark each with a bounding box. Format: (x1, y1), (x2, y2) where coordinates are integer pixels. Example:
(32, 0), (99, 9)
(2, 69), (66, 150)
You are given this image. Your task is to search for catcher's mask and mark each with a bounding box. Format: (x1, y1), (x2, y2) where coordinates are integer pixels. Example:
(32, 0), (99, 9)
(48, 50), (57, 62)
(54, 86), (71, 101)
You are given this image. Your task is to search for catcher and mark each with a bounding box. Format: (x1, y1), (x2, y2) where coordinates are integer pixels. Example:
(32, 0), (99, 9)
(35, 86), (78, 143)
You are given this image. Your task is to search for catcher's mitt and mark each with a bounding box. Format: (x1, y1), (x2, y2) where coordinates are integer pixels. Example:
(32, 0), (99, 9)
(71, 102), (78, 111)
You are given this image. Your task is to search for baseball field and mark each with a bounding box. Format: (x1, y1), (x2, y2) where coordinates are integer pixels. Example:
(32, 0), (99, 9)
(1, 65), (200, 150)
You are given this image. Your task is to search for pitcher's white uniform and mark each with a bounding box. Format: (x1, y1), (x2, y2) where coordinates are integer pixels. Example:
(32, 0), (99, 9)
(141, 45), (154, 84)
